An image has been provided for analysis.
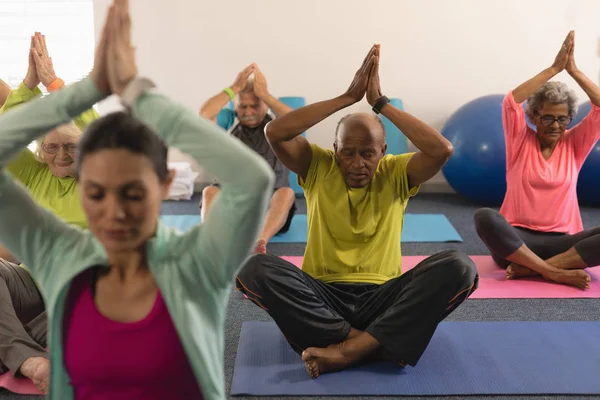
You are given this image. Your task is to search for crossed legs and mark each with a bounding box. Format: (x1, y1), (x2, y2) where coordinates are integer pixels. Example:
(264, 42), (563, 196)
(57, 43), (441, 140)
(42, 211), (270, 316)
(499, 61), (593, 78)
(0, 259), (49, 393)
(236, 250), (478, 378)
(474, 208), (600, 289)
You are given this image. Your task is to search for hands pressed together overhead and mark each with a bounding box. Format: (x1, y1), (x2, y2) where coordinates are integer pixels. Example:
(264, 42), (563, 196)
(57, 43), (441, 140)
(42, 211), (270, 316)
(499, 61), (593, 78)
(345, 44), (384, 106)
(24, 32), (58, 90)
(231, 63), (270, 99)
(552, 30), (578, 75)
(90, 0), (138, 96)
(23, 0), (138, 98)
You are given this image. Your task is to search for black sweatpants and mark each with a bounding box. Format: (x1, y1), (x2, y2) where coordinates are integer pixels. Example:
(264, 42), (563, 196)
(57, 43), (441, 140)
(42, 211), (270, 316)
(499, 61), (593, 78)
(0, 259), (47, 375)
(474, 208), (600, 268)
(236, 250), (478, 366)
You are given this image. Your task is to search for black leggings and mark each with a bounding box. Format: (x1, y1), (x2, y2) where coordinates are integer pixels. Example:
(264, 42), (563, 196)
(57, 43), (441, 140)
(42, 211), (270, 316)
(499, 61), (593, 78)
(474, 208), (600, 268)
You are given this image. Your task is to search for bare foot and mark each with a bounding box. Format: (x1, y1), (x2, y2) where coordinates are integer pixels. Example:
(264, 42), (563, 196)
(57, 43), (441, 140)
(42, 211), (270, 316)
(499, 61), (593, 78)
(19, 357), (49, 394)
(302, 344), (352, 379)
(548, 269), (590, 290)
(253, 239), (267, 254)
(506, 263), (539, 279)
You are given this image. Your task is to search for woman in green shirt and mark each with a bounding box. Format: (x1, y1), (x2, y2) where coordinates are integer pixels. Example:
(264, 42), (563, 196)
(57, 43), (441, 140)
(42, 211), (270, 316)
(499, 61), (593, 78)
(0, 32), (99, 392)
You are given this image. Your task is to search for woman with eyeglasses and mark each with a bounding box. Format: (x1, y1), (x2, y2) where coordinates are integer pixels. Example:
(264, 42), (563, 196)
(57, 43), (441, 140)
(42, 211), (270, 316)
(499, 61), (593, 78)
(474, 30), (600, 289)
(0, 33), (98, 393)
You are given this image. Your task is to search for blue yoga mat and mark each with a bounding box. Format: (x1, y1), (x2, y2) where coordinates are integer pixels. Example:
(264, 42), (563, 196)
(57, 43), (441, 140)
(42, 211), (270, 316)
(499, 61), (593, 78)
(160, 213), (462, 243)
(231, 321), (600, 396)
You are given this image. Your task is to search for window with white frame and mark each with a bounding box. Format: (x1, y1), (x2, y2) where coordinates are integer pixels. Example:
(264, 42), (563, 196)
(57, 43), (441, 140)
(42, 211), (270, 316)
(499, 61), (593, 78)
(0, 0), (95, 91)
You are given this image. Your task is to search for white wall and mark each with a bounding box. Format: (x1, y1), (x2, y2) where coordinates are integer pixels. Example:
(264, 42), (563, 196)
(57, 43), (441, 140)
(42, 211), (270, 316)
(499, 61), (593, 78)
(93, 0), (600, 191)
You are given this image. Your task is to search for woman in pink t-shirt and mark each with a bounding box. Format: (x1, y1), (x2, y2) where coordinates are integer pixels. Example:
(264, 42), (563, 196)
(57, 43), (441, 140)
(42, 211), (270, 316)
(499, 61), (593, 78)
(475, 31), (600, 290)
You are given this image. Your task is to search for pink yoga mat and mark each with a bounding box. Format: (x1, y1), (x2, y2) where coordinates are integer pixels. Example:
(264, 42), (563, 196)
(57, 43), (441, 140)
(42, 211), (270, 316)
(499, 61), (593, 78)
(0, 373), (42, 395)
(278, 255), (600, 299)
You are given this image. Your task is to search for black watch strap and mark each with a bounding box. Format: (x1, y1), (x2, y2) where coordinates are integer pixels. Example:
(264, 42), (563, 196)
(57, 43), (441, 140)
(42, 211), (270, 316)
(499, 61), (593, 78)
(372, 95), (390, 114)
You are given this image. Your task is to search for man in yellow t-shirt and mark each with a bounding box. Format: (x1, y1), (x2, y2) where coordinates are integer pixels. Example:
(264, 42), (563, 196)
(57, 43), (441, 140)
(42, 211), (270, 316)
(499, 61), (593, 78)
(236, 45), (478, 378)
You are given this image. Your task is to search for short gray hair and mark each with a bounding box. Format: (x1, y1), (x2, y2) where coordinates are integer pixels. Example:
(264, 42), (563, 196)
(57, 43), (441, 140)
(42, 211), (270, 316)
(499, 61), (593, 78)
(525, 81), (578, 123)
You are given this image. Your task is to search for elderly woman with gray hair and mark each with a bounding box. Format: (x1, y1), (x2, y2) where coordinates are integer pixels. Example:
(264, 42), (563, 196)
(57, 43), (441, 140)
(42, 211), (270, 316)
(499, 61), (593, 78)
(0, 32), (99, 393)
(474, 31), (600, 290)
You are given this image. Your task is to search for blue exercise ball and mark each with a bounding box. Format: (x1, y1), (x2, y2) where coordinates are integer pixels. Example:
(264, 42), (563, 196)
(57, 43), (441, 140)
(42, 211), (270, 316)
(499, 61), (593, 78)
(571, 101), (600, 206)
(569, 101), (593, 128)
(441, 95), (507, 206)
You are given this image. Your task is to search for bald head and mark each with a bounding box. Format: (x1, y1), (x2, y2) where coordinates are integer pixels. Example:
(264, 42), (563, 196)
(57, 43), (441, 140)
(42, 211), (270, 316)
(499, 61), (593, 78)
(333, 113), (387, 188)
(335, 113), (386, 146)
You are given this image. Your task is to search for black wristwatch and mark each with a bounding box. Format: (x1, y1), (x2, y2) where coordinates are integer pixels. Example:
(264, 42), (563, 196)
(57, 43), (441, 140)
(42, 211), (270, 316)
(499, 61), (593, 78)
(372, 95), (390, 114)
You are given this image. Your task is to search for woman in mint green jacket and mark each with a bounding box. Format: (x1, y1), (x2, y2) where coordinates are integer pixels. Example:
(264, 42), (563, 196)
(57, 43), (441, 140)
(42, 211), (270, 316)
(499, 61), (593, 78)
(0, 1), (274, 399)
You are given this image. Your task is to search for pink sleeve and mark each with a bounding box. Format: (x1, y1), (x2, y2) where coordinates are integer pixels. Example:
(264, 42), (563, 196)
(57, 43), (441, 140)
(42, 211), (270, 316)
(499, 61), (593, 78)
(502, 91), (529, 166)
(568, 103), (600, 166)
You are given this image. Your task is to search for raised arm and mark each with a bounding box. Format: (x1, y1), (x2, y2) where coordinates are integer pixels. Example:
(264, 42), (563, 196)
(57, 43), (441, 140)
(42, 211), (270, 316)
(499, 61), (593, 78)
(266, 45), (377, 180)
(0, 35), (39, 109)
(0, 13), (111, 277)
(0, 83), (42, 113)
(512, 31), (573, 103)
(2, 33), (100, 125)
(0, 77), (104, 169)
(566, 33), (600, 107)
(199, 64), (255, 122)
(134, 89), (273, 284)
(251, 66), (292, 117)
(2, 34), (100, 185)
(365, 45), (452, 188)
(0, 77), (107, 276)
(105, 0), (273, 286)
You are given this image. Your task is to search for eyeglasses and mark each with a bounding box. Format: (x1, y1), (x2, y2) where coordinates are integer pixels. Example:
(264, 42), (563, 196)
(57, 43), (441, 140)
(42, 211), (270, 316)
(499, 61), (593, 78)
(539, 115), (572, 127)
(42, 143), (78, 154)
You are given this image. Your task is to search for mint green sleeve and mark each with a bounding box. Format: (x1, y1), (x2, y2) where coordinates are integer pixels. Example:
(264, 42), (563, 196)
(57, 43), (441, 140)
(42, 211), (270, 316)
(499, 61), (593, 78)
(0, 77), (106, 283)
(131, 90), (275, 286)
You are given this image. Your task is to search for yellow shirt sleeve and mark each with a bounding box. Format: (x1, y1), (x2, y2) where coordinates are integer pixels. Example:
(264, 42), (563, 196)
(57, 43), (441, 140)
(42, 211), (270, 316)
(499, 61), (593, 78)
(0, 82), (43, 113)
(379, 152), (420, 200)
(299, 143), (337, 193)
(1, 83), (45, 187)
(5, 149), (43, 187)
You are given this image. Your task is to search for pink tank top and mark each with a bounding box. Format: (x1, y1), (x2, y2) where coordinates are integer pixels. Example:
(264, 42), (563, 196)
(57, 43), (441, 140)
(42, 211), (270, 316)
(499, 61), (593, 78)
(63, 268), (204, 400)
